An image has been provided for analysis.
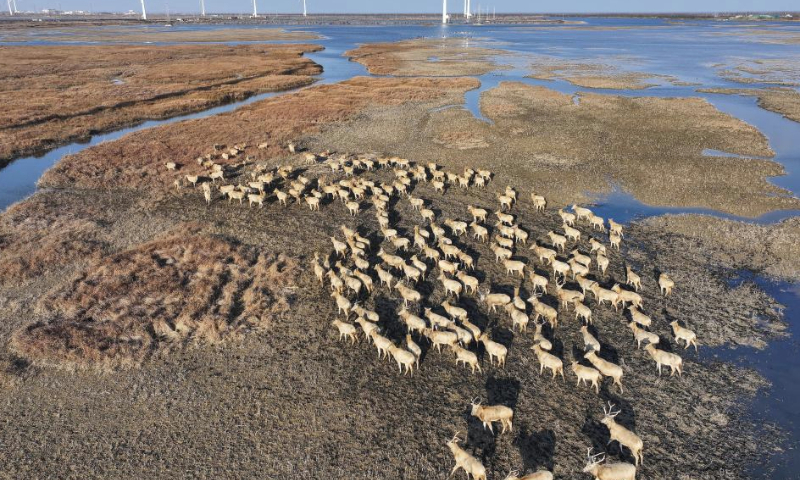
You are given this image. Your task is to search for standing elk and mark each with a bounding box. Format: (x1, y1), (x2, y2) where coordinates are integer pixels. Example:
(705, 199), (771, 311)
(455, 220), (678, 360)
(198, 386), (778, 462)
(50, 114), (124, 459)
(447, 432), (487, 480)
(585, 350), (624, 393)
(478, 333), (508, 367)
(470, 398), (514, 434)
(670, 320), (698, 351)
(532, 344), (564, 379)
(572, 361), (602, 393)
(601, 402), (644, 467)
(644, 343), (683, 376)
(479, 289), (511, 313)
(659, 273), (675, 296)
(627, 322), (659, 349)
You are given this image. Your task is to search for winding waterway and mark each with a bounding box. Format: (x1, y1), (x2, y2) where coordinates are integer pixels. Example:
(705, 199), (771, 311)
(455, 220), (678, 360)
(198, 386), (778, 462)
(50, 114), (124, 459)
(1, 18), (799, 477)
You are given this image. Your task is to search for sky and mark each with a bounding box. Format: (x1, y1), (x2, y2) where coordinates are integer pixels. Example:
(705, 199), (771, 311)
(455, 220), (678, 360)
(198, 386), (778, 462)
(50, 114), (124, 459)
(10, 0), (800, 15)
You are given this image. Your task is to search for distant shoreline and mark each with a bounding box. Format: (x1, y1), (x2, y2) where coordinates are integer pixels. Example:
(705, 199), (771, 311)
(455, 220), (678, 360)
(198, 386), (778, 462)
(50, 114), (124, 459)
(0, 12), (798, 27)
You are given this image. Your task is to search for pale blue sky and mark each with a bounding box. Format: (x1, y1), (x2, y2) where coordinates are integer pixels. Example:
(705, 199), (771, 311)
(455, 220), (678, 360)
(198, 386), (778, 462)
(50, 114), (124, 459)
(12, 0), (800, 15)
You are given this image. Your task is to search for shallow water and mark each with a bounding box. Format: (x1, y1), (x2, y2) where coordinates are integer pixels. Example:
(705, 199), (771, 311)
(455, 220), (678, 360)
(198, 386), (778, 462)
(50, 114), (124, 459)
(2, 18), (800, 477)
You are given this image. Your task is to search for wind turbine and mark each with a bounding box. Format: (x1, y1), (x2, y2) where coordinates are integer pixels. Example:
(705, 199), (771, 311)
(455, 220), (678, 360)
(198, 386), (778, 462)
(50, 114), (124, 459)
(140, 0), (147, 19)
(442, 0), (447, 24)
(200, 0), (205, 16)
(6, 0), (12, 15)
(303, 0), (307, 16)
(252, 0), (257, 17)
(11, 0), (17, 13)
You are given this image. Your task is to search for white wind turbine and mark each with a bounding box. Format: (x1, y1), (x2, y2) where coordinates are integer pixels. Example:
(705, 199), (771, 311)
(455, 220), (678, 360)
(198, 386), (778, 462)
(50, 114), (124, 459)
(442, 0), (447, 24)
(252, 0), (257, 17)
(140, 0), (147, 19)
(200, 0), (205, 16)
(7, 0), (13, 15)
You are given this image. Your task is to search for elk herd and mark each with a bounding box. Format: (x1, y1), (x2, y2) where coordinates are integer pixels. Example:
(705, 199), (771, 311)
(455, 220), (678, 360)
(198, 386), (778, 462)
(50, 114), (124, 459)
(171, 142), (700, 479)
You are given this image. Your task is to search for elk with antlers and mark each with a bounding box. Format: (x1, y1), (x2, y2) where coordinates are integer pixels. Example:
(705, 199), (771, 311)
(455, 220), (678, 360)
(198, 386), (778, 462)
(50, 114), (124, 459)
(601, 402), (644, 466)
(447, 432), (487, 480)
(583, 449), (637, 480)
(470, 398), (514, 434)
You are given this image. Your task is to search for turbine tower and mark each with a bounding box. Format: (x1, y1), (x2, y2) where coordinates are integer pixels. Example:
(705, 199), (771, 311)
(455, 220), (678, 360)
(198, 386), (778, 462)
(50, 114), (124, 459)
(466, 0), (471, 18)
(200, 0), (205, 16)
(140, 0), (147, 19)
(442, 0), (447, 24)
(252, 0), (257, 17)
(7, 0), (13, 15)
(12, 0), (17, 13)
(303, 0), (307, 16)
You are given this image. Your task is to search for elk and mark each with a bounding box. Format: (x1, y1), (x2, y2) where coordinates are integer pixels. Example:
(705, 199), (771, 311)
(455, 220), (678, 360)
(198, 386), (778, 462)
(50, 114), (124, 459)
(425, 328), (458, 353)
(575, 275), (598, 296)
(470, 222), (489, 242)
(583, 449), (636, 480)
(563, 224), (581, 243)
(609, 218), (624, 237)
(530, 244), (557, 264)
(399, 308), (427, 334)
(532, 344), (564, 379)
(203, 185), (212, 204)
(369, 330), (393, 360)
(575, 301), (593, 324)
(589, 238), (607, 256)
(579, 326), (601, 352)
(498, 194), (514, 210)
(644, 343), (683, 376)
(572, 205), (593, 221)
(185, 175), (200, 188)
(327, 271), (344, 294)
(495, 210), (514, 225)
(375, 265), (395, 288)
(228, 190), (245, 204)
(625, 265), (641, 291)
(406, 334), (422, 368)
(470, 398), (514, 434)
(453, 345), (482, 374)
(426, 307), (454, 330)
(571, 249), (592, 267)
(531, 193), (547, 212)
(478, 333), (508, 367)
(504, 469), (553, 480)
(504, 259), (526, 277)
(378, 248), (406, 272)
(331, 237), (348, 257)
(528, 295), (558, 328)
(305, 195), (320, 211)
(457, 252), (475, 271)
(439, 259), (460, 276)
(331, 319), (358, 344)
(627, 322), (659, 349)
(165, 161), (177, 171)
(589, 214), (606, 232)
(610, 232), (622, 251)
(658, 273), (675, 296)
(513, 226), (529, 245)
(512, 286), (526, 310)
(493, 244), (513, 263)
(439, 273), (463, 298)
(248, 193), (265, 208)
(505, 303), (530, 332)
(529, 271), (549, 295)
(388, 345), (417, 375)
(596, 254), (610, 276)
(571, 361), (602, 393)
(354, 270), (373, 293)
(479, 289), (511, 313)
(585, 350), (624, 393)
(569, 259), (590, 280)
(558, 208), (576, 226)
(457, 271), (480, 295)
(442, 301), (469, 322)
(555, 279), (584, 309)
(395, 282), (422, 307)
(601, 402), (644, 466)
(551, 259), (571, 281)
(331, 292), (352, 316)
(445, 219), (468, 237)
(403, 262), (422, 283)
(409, 195), (425, 211)
(670, 321), (698, 351)
(612, 284), (643, 309)
(468, 205), (488, 223)
(410, 255), (428, 279)
(446, 432), (487, 480)
(532, 319), (552, 350)
(421, 208), (436, 223)
(591, 284), (620, 311)
(547, 231), (566, 252)
(627, 306), (652, 327)
(355, 317), (380, 341)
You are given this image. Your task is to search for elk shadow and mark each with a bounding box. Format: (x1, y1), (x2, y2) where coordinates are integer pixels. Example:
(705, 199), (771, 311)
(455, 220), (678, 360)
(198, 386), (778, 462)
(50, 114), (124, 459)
(514, 425), (556, 472)
(485, 376), (521, 410)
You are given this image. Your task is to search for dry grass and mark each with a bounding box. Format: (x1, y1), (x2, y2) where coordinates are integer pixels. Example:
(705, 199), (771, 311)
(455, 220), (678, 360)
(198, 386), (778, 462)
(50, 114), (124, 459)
(307, 81), (798, 217)
(345, 38), (510, 76)
(0, 43), (322, 165)
(39, 76), (479, 192)
(11, 227), (296, 371)
(526, 56), (671, 90)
